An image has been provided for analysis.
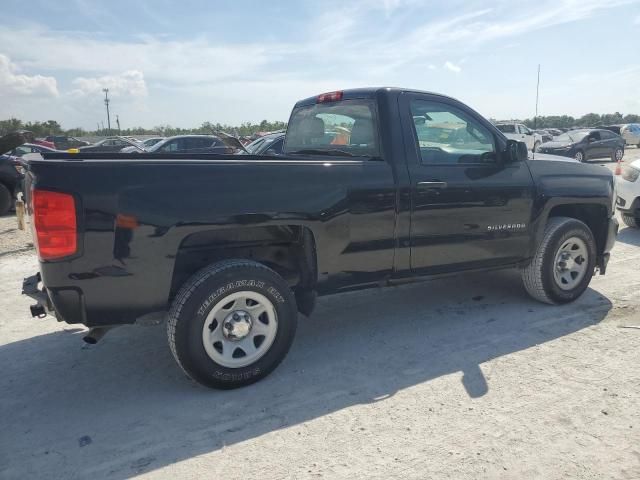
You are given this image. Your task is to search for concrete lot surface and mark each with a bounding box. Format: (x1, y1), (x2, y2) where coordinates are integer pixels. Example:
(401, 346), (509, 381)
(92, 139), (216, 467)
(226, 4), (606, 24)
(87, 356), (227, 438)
(1, 150), (639, 479)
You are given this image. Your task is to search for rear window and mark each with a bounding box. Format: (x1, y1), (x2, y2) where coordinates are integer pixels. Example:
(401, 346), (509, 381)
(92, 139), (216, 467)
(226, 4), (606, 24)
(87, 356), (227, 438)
(284, 99), (379, 157)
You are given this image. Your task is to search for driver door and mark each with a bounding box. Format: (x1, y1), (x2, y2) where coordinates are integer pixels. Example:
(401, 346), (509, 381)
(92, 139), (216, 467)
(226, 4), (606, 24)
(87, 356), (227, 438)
(399, 93), (535, 274)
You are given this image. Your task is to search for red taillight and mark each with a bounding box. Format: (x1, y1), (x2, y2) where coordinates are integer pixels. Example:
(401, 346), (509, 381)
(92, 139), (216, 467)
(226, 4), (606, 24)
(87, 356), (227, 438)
(317, 91), (343, 103)
(32, 189), (77, 260)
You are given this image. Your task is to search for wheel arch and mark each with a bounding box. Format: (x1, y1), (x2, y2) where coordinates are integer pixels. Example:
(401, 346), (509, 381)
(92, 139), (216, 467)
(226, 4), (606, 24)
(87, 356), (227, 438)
(535, 202), (609, 256)
(168, 225), (318, 302)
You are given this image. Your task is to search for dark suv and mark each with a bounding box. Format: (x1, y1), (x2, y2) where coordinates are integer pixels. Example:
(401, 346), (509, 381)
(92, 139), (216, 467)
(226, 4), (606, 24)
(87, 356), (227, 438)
(537, 129), (625, 162)
(147, 135), (232, 154)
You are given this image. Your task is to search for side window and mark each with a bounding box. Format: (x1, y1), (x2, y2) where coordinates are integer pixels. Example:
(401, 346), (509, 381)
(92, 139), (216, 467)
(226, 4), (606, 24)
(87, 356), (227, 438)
(589, 131), (602, 142)
(410, 100), (496, 165)
(518, 125), (530, 135)
(600, 131), (615, 140)
(160, 139), (182, 152)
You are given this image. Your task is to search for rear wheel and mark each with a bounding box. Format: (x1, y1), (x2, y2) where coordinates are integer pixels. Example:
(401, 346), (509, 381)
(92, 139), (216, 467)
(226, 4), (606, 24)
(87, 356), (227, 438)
(522, 217), (596, 304)
(621, 213), (639, 229)
(0, 183), (12, 216)
(574, 150), (585, 162)
(167, 259), (298, 389)
(612, 147), (624, 162)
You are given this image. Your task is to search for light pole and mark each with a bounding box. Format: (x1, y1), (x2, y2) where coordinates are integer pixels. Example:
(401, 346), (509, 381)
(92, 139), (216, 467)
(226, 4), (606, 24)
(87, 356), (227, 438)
(103, 88), (111, 135)
(116, 114), (121, 134)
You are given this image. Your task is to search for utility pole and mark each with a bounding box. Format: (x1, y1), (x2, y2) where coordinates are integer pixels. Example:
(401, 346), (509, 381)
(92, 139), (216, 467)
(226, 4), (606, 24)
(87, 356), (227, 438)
(534, 64), (541, 130)
(116, 114), (121, 134)
(103, 88), (111, 135)
(101, 121), (105, 134)
(96, 122), (100, 134)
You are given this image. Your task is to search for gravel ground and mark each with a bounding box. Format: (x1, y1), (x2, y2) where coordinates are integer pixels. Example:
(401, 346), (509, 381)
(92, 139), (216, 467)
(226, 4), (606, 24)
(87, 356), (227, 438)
(1, 153), (640, 479)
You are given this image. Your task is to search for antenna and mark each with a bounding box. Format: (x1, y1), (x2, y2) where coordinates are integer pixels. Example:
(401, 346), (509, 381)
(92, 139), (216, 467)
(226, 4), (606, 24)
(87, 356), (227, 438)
(534, 64), (540, 129)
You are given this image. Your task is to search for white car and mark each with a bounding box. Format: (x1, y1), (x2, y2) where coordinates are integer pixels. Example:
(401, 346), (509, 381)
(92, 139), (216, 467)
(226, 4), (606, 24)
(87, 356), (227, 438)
(620, 124), (640, 148)
(495, 122), (543, 152)
(616, 158), (640, 227)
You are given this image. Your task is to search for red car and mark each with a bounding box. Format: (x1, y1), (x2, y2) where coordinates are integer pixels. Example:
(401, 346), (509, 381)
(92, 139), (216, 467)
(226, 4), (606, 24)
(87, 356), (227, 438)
(33, 138), (56, 149)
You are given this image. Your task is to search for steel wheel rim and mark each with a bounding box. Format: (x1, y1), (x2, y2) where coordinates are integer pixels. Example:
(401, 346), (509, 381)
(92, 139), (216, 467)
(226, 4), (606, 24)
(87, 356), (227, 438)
(575, 151), (583, 161)
(553, 236), (588, 291)
(615, 149), (623, 161)
(202, 291), (278, 368)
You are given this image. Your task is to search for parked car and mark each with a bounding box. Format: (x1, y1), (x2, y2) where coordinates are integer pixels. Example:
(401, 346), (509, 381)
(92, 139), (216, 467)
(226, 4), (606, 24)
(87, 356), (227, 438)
(620, 124), (640, 147)
(616, 158), (640, 228)
(5, 143), (62, 157)
(0, 153), (23, 214)
(546, 128), (563, 137)
(119, 137), (166, 153)
(242, 132), (285, 155)
(601, 125), (621, 135)
(45, 136), (90, 150)
(533, 129), (553, 143)
(145, 135), (232, 154)
(33, 138), (56, 149)
(21, 87), (617, 389)
(78, 136), (143, 153)
(494, 122), (543, 152)
(537, 129), (625, 163)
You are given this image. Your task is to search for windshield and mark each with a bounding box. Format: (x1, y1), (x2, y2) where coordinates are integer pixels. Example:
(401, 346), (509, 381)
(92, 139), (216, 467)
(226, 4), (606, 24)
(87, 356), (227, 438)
(555, 131), (588, 143)
(284, 99), (379, 157)
(143, 138), (163, 147)
(245, 137), (267, 154)
(147, 139), (171, 152)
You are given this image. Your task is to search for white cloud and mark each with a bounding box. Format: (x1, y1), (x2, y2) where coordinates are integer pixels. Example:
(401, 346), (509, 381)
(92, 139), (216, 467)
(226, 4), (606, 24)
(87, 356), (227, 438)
(71, 70), (148, 98)
(634, 14), (640, 23)
(0, 54), (58, 97)
(444, 61), (461, 73)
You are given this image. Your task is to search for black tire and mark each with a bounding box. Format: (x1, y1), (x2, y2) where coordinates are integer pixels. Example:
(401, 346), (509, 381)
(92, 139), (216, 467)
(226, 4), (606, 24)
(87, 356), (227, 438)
(621, 213), (639, 229)
(612, 147), (624, 163)
(574, 150), (585, 162)
(167, 259), (298, 389)
(521, 217), (596, 305)
(0, 183), (12, 216)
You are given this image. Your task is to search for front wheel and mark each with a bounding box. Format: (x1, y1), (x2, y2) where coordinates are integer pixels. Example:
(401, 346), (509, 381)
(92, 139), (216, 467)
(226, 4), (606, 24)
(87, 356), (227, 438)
(521, 217), (596, 304)
(612, 147), (624, 162)
(167, 259), (298, 389)
(574, 150), (585, 162)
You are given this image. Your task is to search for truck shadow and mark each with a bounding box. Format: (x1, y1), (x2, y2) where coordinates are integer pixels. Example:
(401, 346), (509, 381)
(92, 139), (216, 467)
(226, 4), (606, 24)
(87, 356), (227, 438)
(616, 226), (640, 246)
(0, 270), (612, 479)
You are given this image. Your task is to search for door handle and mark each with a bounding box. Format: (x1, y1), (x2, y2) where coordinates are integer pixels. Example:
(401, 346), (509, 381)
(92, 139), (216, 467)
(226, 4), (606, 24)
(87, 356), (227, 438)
(417, 181), (448, 189)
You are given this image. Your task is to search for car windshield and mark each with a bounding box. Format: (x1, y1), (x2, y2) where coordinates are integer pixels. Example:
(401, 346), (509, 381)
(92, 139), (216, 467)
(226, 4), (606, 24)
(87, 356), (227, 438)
(147, 139), (171, 152)
(284, 99), (379, 157)
(555, 131), (588, 142)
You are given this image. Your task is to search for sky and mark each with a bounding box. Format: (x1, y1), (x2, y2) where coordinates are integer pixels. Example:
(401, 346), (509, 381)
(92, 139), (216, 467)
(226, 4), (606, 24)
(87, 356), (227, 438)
(0, 0), (639, 130)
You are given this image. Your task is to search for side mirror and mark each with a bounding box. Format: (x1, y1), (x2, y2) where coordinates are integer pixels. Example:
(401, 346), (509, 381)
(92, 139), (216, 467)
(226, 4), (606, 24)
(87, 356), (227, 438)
(506, 139), (528, 163)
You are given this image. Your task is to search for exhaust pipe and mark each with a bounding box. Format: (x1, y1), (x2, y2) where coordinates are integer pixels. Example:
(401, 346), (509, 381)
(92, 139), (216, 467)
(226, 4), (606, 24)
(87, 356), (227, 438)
(83, 327), (113, 344)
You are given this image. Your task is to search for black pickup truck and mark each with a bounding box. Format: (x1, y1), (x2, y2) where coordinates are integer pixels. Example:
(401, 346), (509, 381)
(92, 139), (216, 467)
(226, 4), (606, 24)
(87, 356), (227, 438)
(22, 87), (617, 389)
